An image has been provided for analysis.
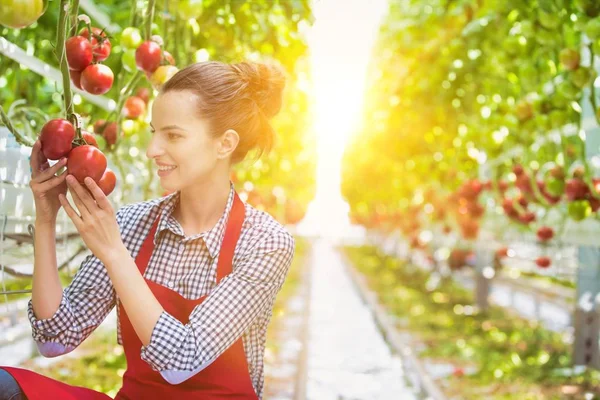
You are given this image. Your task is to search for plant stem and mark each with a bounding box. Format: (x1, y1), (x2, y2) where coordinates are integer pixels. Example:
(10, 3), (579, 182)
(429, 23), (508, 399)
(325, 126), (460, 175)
(69, 0), (80, 37)
(145, 0), (156, 40)
(0, 106), (34, 147)
(56, 0), (78, 137)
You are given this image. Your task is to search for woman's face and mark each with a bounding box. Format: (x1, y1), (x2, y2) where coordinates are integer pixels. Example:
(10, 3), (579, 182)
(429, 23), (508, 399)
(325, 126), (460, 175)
(147, 90), (221, 192)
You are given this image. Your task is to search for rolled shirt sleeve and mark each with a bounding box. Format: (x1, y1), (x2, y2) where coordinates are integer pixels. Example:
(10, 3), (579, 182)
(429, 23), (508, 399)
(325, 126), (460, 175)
(27, 207), (128, 357)
(139, 228), (295, 383)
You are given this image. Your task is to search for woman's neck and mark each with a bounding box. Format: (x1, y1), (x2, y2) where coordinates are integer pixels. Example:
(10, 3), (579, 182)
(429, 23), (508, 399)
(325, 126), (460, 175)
(174, 179), (231, 236)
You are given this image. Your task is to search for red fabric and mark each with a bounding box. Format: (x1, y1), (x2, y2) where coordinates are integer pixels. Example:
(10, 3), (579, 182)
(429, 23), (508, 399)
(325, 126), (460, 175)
(2, 191), (258, 399)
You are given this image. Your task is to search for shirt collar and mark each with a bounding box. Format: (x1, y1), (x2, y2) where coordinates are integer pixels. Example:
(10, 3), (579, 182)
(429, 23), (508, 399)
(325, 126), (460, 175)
(153, 181), (236, 259)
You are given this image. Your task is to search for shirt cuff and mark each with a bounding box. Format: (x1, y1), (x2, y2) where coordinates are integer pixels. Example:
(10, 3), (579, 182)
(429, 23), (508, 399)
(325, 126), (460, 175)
(27, 294), (74, 341)
(140, 311), (188, 371)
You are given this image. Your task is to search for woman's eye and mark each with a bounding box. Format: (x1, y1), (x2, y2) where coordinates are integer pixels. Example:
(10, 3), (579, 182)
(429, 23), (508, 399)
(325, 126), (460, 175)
(168, 133), (179, 139)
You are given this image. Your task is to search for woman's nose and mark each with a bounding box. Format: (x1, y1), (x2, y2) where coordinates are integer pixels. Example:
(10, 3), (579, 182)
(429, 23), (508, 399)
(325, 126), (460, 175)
(146, 135), (164, 159)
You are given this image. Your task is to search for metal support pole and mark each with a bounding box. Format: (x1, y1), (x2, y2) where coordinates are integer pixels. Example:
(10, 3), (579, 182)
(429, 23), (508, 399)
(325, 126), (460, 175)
(475, 247), (492, 311)
(573, 246), (600, 368)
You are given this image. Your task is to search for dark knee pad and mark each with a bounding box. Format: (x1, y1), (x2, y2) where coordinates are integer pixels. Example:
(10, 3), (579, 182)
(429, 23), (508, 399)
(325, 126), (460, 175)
(0, 369), (27, 400)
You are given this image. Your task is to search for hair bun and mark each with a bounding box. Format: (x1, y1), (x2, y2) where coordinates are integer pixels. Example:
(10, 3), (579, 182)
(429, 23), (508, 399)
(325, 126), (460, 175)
(233, 61), (286, 118)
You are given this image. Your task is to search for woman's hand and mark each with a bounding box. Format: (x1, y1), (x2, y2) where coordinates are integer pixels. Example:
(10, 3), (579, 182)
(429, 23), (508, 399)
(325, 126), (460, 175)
(29, 140), (68, 225)
(59, 175), (125, 263)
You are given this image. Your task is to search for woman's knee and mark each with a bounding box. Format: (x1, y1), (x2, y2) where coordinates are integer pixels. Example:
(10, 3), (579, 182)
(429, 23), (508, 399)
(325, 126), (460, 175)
(0, 369), (26, 400)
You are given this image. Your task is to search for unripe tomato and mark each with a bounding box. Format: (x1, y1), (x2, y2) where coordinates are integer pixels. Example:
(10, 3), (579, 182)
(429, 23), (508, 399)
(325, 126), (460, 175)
(67, 145), (107, 184)
(122, 49), (137, 72)
(136, 41), (162, 73)
(81, 64), (114, 95)
(149, 65), (179, 89)
(66, 36), (93, 71)
(177, 0), (203, 19)
(0, 0), (45, 29)
(98, 168), (117, 196)
(40, 119), (76, 160)
(120, 27), (142, 49)
(568, 200), (592, 221)
(121, 119), (141, 137)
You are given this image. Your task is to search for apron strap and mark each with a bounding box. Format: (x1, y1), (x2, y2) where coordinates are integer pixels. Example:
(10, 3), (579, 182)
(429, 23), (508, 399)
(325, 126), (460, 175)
(216, 192), (245, 283)
(134, 191), (245, 282)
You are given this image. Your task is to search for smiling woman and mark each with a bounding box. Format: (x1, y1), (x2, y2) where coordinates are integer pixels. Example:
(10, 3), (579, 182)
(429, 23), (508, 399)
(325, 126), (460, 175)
(0, 59), (296, 400)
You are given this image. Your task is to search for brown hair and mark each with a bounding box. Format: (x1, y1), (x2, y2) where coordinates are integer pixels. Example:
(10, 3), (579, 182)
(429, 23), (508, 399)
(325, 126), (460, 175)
(161, 60), (286, 164)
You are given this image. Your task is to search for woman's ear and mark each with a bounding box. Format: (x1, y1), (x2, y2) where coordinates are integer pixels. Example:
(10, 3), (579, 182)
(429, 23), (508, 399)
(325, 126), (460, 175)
(217, 129), (240, 160)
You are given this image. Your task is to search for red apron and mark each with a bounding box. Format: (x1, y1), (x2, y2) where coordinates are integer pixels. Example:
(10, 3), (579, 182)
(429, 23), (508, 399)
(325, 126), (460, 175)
(2, 191), (259, 399)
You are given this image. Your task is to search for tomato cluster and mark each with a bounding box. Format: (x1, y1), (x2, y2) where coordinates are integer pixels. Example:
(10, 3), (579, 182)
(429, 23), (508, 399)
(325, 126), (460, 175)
(40, 119), (117, 196)
(67, 27), (114, 95)
(133, 37), (179, 89)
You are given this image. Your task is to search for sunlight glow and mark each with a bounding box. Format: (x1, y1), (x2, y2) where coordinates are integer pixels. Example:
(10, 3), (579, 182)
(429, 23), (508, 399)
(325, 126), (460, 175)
(296, 0), (388, 240)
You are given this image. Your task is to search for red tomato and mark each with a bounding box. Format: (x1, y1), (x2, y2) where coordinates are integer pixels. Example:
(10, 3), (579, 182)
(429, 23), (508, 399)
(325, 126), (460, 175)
(535, 256), (551, 268)
(69, 69), (83, 90)
(94, 120), (118, 146)
(39, 119), (76, 160)
(66, 36), (93, 71)
(135, 87), (151, 104)
(67, 145), (107, 184)
(135, 41), (162, 73)
(79, 26), (105, 39)
(122, 96), (146, 119)
(78, 26), (111, 61)
(81, 64), (114, 95)
(98, 168), (117, 196)
(82, 131), (99, 147)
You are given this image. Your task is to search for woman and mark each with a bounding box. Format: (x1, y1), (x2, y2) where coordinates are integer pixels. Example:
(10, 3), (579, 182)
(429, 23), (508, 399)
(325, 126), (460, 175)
(0, 60), (295, 399)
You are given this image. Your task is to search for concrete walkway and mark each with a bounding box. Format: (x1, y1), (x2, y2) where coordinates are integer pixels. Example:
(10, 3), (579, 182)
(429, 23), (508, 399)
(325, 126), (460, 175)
(305, 238), (418, 400)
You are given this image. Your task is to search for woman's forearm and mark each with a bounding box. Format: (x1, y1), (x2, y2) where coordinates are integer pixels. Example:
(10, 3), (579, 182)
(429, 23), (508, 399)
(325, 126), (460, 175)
(31, 221), (64, 320)
(103, 245), (164, 346)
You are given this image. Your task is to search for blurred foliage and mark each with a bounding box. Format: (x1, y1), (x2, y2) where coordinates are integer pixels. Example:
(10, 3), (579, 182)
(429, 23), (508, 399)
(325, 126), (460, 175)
(341, 0), (600, 236)
(343, 244), (600, 399)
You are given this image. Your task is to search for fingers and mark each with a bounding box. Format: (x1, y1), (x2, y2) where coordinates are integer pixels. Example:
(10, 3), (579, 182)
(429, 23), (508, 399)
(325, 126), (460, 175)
(33, 172), (68, 193)
(58, 193), (83, 230)
(29, 140), (49, 178)
(66, 175), (94, 218)
(31, 157), (68, 183)
(83, 177), (112, 210)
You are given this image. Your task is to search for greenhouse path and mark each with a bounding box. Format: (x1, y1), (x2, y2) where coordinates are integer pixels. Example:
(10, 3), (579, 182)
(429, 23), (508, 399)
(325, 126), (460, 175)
(304, 238), (418, 400)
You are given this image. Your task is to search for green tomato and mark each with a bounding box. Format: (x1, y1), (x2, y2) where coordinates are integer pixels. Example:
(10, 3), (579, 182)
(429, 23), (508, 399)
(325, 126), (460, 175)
(0, 0), (45, 29)
(122, 49), (137, 72)
(177, 0), (203, 19)
(568, 200), (592, 221)
(556, 80), (581, 101)
(545, 178), (565, 197)
(584, 18), (600, 40)
(120, 27), (142, 49)
(571, 67), (596, 89)
(121, 119), (141, 137)
(549, 110), (569, 129)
